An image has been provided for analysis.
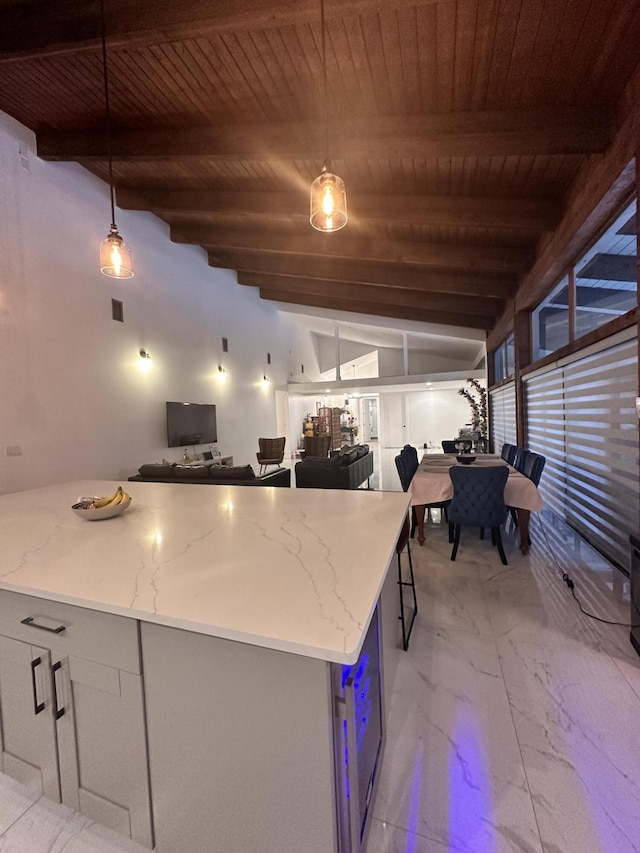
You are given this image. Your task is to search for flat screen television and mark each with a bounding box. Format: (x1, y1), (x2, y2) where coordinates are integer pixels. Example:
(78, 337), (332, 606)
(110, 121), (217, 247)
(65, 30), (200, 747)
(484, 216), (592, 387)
(166, 402), (217, 447)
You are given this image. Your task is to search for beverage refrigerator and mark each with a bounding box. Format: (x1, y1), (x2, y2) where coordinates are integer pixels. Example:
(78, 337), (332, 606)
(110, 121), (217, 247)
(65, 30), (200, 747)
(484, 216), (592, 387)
(331, 605), (385, 851)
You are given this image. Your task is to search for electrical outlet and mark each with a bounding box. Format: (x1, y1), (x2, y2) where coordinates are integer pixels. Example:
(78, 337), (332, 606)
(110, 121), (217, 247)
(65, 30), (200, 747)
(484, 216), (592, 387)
(5, 446), (22, 457)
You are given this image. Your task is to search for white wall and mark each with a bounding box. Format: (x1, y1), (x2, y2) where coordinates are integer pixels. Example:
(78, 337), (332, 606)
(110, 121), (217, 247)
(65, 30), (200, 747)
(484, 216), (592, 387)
(0, 111), (315, 494)
(405, 388), (474, 450)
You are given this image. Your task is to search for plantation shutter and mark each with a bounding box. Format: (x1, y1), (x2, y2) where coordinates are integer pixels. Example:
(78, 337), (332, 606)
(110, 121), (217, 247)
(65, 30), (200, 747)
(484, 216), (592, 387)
(489, 382), (516, 455)
(524, 329), (639, 571)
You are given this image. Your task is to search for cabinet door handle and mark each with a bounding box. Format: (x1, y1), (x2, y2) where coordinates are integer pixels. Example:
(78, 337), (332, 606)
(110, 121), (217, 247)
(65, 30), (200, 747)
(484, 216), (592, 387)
(51, 661), (65, 720)
(30, 657), (45, 715)
(21, 616), (66, 634)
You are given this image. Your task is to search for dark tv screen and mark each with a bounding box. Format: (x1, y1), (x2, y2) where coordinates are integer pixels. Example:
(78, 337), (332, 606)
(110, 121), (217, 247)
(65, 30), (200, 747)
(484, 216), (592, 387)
(166, 402), (217, 447)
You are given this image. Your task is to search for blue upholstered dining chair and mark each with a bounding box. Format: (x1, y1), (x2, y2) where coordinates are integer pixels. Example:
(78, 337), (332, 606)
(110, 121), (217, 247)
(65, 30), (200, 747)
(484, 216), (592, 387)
(395, 451), (451, 540)
(500, 443), (517, 466)
(515, 448), (530, 474)
(522, 451), (546, 486)
(401, 444), (419, 475)
(448, 465), (509, 565)
(395, 454), (420, 538)
(442, 440), (458, 453)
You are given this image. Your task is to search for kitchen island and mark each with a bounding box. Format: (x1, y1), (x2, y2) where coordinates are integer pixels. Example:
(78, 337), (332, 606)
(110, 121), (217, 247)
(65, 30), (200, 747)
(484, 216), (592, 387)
(0, 480), (409, 853)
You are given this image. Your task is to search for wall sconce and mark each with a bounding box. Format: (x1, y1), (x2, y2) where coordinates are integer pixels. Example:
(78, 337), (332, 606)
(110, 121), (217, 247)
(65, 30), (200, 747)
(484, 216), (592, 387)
(262, 374), (271, 387)
(218, 365), (228, 380)
(139, 348), (152, 371)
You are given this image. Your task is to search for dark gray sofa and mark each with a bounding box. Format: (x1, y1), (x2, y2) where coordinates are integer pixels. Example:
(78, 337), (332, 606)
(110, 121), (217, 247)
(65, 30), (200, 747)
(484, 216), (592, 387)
(128, 463), (290, 487)
(295, 445), (373, 490)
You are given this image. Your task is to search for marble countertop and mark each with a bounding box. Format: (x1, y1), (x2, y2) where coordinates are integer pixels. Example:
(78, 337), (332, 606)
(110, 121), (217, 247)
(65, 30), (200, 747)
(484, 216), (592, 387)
(0, 481), (409, 664)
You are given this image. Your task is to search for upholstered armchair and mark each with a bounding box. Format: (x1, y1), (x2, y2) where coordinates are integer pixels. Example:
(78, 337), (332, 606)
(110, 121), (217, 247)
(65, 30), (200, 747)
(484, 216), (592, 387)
(256, 437), (286, 474)
(302, 434), (331, 459)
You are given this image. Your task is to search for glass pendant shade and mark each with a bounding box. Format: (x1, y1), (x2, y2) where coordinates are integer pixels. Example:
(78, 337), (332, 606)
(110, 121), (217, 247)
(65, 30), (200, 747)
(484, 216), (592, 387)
(100, 225), (134, 279)
(310, 168), (348, 232)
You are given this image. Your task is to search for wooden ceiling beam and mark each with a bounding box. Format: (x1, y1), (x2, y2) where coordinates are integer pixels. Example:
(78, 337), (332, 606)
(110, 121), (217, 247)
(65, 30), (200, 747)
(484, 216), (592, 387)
(0, 0), (448, 61)
(259, 289), (493, 331)
(237, 273), (503, 317)
(174, 227), (531, 273)
(219, 253), (515, 299)
(118, 188), (560, 232)
(38, 108), (611, 162)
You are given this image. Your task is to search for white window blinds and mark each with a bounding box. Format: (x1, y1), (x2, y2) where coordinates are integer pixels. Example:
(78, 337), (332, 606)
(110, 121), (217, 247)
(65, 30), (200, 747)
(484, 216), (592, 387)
(525, 332), (639, 571)
(489, 382), (516, 455)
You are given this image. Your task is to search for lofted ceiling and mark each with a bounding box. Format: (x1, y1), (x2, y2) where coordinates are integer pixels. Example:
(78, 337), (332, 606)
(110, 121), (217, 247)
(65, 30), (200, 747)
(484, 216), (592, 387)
(1, 0), (640, 336)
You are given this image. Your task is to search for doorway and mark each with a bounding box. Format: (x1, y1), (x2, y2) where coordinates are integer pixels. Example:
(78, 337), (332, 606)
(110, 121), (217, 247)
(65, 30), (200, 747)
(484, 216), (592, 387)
(361, 397), (378, 442)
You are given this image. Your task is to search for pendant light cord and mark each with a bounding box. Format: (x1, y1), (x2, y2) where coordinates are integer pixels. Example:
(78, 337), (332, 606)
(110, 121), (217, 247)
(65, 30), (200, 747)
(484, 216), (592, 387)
(100, 0), (117, 229)
(320, 0), (329, 169)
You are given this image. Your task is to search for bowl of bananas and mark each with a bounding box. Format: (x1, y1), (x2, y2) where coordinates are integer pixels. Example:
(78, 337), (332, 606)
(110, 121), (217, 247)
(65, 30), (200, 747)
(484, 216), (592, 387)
(72, 486), (132, 520)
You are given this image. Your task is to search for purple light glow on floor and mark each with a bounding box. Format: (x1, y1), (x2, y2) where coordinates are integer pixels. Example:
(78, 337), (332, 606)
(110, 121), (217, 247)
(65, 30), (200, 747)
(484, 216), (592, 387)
(447, 707), (496, 853)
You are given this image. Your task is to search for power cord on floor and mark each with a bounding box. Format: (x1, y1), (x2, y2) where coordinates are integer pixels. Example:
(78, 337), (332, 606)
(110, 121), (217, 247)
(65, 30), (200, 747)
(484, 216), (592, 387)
(534, 513), (640, 629)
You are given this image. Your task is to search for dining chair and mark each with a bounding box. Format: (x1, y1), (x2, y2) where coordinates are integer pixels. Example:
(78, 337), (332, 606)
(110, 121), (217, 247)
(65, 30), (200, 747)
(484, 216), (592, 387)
(448, 465), (509, 565)
(441, 440), (458, 453)
(395, 453), (451, 540)
(256, 437), (286, 475)
(395, 454), (419, 538)
(507, 450), (546, 543)
(395, 513), (417, 651)
(522, 451), (546, 486)
(515, 448), (531, 474)
(401, 444), (419, 474)
(511, 446), (524, 471)
(501, 443), (517, 466)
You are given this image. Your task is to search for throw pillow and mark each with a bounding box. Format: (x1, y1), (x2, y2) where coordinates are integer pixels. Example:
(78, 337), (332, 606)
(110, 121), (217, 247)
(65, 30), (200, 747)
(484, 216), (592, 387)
(138, 463), (175, 478)
(339, 449), (359, 466)
(299, 456), (340, 468)
(173, 465), (211, 479)
(209, 465), (256, 480)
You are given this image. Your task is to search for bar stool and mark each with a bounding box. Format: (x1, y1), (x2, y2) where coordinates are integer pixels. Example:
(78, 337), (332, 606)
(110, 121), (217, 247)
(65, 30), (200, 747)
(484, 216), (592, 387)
(396, 514), (418, 650)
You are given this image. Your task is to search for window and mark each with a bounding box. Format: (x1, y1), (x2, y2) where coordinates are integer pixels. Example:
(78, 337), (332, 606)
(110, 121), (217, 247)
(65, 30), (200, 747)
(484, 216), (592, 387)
(494, 347), (505, 382)
(574, 199), (637, 339)
(525, 330), (639, 571)
(506, 335), (515, 376)
(489, 382), (516, 455)
(493, 334), (515, 382)
(532, 276), (570, 360)
(531, 197), (637, 362)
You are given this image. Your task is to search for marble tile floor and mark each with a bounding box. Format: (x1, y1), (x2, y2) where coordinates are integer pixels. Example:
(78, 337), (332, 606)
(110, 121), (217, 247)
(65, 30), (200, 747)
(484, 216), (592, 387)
(1, 510), (639, 852)
(364, 509), (640, 853)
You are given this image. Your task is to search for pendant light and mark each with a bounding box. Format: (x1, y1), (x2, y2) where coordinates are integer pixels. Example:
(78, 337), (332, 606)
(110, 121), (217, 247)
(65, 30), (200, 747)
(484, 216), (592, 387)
(309, 0), (347, 232)
(98, 0), (133, 278)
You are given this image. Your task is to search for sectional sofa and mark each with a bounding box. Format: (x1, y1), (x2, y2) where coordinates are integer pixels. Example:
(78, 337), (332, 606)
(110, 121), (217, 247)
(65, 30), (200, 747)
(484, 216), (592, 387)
(294, 445), (373, 490)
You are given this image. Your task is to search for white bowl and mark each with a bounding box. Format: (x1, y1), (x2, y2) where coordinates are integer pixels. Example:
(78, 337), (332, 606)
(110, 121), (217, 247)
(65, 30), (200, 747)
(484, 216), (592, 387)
(72, 495), (132, 521)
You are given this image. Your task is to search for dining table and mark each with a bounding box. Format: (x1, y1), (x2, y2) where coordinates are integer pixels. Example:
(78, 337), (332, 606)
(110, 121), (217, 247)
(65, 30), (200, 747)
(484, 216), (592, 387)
(408, 453), (543, 555)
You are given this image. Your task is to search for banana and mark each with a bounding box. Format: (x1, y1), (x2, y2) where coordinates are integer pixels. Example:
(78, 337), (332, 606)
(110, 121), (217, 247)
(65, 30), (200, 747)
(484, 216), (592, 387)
(105, 487), (124, 507)
(93, 488), (121, 509)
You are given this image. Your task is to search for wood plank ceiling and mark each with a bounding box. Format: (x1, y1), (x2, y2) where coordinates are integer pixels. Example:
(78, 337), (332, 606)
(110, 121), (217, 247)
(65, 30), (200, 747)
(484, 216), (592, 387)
(1, 0), (640, 333)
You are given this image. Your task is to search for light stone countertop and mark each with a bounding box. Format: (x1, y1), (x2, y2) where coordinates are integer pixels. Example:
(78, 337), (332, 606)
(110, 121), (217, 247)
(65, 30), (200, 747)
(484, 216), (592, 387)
(0, 481), (409, 664)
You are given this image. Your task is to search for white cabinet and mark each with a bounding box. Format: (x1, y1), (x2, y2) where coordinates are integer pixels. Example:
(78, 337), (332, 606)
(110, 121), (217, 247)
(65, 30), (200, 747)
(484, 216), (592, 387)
(0, 637), (59, 800)
(0, 590), (153, 849)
